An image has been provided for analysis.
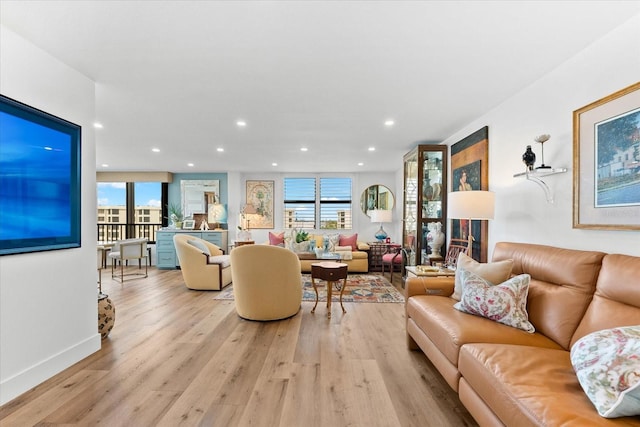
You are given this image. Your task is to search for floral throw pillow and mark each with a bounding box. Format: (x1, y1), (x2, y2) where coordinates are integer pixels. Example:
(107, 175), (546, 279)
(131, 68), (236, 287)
(570, 326), (640, 418)
(453, 269), (535, 333)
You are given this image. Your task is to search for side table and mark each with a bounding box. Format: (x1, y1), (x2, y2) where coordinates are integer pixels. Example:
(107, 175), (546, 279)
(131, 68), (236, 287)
(310, 261), (349, 318)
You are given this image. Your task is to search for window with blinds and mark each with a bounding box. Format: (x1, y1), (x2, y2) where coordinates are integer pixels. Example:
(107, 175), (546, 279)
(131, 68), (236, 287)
(284, 178), (316, 229)
(283, 177), (352, 230)
(320, 177), (352, 229)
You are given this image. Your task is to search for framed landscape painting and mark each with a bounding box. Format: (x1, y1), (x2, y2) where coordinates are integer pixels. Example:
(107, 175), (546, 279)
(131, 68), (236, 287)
(573, 82), (640, 230)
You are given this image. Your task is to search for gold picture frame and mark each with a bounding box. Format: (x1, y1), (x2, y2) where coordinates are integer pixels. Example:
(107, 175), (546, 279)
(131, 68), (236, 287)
(573, 82), (640, 230)
(245, 180), (275, 229)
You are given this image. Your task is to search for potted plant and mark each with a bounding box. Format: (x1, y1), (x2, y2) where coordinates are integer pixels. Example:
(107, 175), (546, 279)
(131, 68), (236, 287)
(169, 203), (184, 229)
(292, 229), (311, 253)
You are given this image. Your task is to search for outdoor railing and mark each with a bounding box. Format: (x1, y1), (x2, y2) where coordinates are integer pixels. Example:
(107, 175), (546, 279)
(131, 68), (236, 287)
(96, 223), (163, 244)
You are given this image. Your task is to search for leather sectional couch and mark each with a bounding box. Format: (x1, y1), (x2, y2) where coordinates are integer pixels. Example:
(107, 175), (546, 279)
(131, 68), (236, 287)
(406, 242), (640, 426)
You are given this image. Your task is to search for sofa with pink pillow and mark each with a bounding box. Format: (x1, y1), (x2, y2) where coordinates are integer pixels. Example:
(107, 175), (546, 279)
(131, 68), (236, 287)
(406, 242), (640, 426)
(266, 231), (369, 273)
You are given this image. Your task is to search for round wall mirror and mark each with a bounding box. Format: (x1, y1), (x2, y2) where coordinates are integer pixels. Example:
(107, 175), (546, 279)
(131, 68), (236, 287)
(361, 184), (395, 217)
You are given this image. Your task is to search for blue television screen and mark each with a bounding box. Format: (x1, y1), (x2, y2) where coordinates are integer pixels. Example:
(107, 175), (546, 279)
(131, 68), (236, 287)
(0, 95), (81, 255)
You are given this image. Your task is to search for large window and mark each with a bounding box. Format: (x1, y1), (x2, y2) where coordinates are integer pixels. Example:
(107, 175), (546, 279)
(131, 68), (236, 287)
(97, 182), (165, 242)
(284, 177), (352, 229)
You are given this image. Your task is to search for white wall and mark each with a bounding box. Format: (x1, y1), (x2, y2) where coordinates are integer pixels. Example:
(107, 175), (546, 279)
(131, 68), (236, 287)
(237, 172), (398, 245)
(0, 27), (100, 405)
(441, 15), (640, 258)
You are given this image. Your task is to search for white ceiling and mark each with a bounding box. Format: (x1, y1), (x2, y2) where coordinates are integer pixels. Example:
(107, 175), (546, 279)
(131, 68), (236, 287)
(2, 1), (639, 173)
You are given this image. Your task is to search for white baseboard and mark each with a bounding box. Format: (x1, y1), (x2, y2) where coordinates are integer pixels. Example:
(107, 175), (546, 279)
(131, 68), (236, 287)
(0, 333), (101, 405)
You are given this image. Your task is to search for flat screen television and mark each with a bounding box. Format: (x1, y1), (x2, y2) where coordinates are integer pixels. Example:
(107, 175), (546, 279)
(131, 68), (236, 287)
(0, 94), (81, 255)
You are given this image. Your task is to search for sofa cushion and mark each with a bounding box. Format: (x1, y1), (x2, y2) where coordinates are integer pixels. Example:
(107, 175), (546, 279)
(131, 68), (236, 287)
(268, 232), (285, 246)
(326, 233), (340, 251)
(406, 296), (560, 367)
(339, 233), (358, 251)
(492, 242), (606, 350)
(571, 326), (640, 418)
(207, 254), (231, 268)
(188, 238), (210, 255)
(459, 343), (619, 427)
(452, 252), (514, 301)
(454, 269), (535, 333)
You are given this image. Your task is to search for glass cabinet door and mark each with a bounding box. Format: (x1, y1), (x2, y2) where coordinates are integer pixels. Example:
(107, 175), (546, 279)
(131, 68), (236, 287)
(403, 151), (418, 266)
(403, 144), (447, 267)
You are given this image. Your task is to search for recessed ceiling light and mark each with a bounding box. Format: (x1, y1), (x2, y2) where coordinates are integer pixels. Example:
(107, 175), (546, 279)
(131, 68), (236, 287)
(101, 164), (109, 168)
(187, 163), (194, 167)
(272, 162), (278, 166)
(368, 147), (376, 151)
(236, 120), (247, 127)
(300, 147), (308, 152)
(151, 148), (160, 153)
(358, 162), (364, 166)
(93, 122), (103, 129)
(217, 147), (224, 152)
(384, 119), (395, 127)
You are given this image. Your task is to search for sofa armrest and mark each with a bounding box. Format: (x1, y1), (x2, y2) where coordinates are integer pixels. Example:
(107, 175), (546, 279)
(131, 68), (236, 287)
(357, 242), (370, 251)
(405, 276), (455, 299)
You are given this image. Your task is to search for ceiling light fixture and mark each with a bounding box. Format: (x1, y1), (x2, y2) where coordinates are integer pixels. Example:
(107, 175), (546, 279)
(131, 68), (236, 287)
(187, 163), (194, 167)
(300, 147), (308, 152)
(151, 148), (160, 153)
(101, 164), (109, 168)
(358, 162), (364, 166)
(384, 119), (395, 127)
(368, 147), (375, 151)
(93, 122), (103, 129)
(236, 120), (247, 127)
(272, 162), (278, 166)
(217, 148), (224, 152)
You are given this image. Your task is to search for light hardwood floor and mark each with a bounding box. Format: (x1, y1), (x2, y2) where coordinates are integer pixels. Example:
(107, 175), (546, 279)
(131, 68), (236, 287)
(0, 267), (477, 427)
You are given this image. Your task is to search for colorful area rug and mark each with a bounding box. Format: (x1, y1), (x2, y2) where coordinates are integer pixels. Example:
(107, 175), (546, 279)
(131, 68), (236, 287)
(213, 274), (404, 303)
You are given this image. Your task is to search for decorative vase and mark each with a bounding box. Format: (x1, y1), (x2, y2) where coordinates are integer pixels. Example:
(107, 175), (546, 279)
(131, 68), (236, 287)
(98, 294), (115, 339)
(522, 145), (536, 171)
(426, 222), (445, 257)
(237, 229), (251, 241)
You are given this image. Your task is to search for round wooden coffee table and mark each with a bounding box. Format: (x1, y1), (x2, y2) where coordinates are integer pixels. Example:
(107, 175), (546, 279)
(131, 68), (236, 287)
(310, 261), (349, 318)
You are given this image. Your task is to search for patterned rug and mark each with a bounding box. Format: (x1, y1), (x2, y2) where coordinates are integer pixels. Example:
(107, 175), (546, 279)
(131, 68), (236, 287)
(213, 274), (404, 303)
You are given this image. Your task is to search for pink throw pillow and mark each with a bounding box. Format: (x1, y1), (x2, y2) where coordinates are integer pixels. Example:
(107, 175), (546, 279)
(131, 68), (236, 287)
(268, 232), (285, 246)
(339, 234), (358, 251)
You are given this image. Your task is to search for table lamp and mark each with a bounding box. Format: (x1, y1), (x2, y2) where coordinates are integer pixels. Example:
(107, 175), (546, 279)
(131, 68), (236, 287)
(370, 209), (393, 242)
(447, 191), (495, 256)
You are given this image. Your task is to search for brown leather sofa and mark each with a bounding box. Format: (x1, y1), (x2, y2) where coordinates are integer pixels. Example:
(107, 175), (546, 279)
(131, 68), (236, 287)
(406, 242), (640, 426)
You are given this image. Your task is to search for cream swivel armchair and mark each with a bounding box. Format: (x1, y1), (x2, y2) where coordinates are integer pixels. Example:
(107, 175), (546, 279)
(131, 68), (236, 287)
(230, 244), (303, 321)
(173, 234), (232, 291)
(108, 238), (148, 282)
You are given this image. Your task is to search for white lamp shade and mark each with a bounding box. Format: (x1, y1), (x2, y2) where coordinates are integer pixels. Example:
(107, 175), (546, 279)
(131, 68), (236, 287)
(370, 209), (393, 223)
(448, 191), (495, 220)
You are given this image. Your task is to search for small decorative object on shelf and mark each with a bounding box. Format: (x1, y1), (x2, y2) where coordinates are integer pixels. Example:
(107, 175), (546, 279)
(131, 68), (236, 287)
(522, 145), (536, 171)
(534, 134), (551, 169)
(426, 222), (445, 257)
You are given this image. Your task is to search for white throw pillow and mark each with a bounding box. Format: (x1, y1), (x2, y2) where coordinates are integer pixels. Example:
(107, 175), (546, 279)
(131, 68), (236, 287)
(188, 239), (210, 256)
(571, 326), (640, 418)
(452, 252), (514, 301)
(208, 254), (231, 268)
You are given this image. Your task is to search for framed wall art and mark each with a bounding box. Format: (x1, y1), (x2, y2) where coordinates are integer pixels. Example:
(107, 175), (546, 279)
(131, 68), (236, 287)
(451, 126), (489, 262)
(246, 180), (275, 229)
(573, 81), (640, 230)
